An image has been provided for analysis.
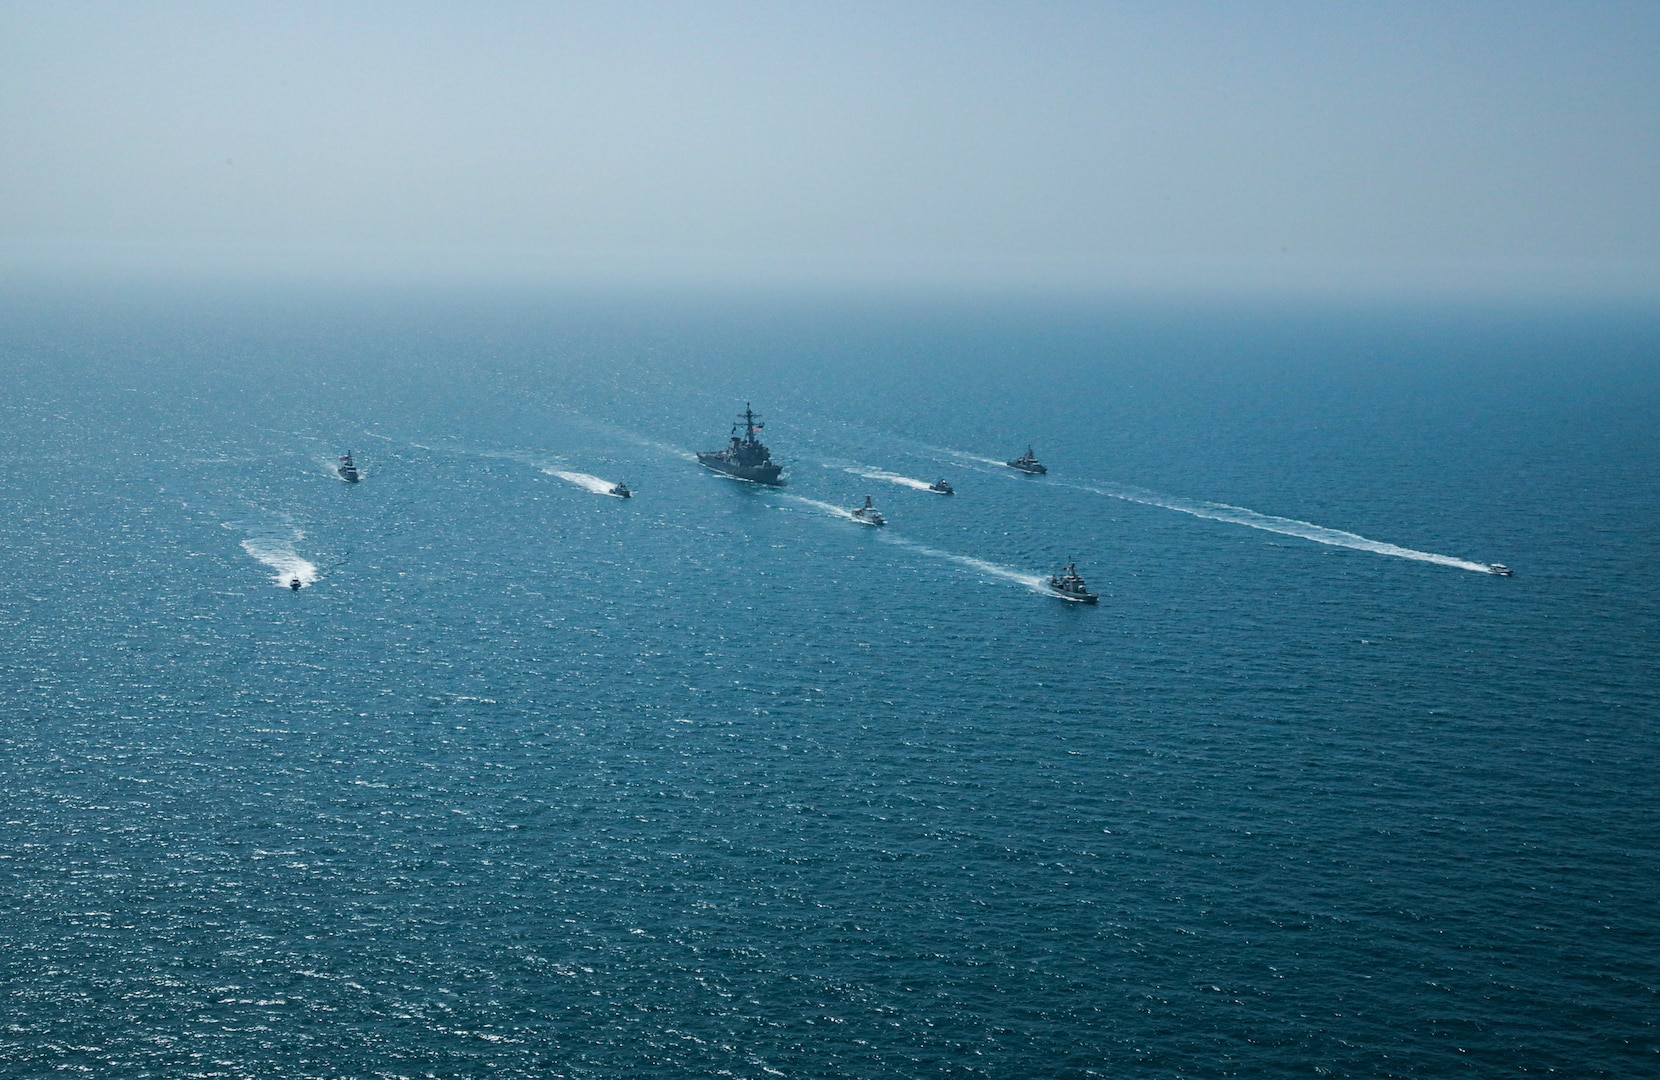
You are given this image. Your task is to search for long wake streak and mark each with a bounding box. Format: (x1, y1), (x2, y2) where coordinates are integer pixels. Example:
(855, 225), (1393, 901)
(1069, 480), (1492, 572)
(879, 535), (1047, 591)
(545, 469), (627, 496)
(908, 437), (1493, 572)
(783, 495), (859, 522)
(843, 466), (936, 492)
(783, 495), (1047, 592)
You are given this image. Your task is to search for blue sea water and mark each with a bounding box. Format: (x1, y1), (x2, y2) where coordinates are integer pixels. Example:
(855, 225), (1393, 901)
(1, 285), (1657, 1077)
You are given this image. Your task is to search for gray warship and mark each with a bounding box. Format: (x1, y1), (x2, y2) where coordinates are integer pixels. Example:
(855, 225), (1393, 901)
(1007, 446), (1046, 474)
(337, 451), (360, 483)
(849, 494), (885, 526)
(697, 404), (784, 485)
(1045, 562), (1098, 604)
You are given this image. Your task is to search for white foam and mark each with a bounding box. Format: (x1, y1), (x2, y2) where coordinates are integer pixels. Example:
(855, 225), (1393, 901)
(949, 450), (1008, 467)
(545, 469), (627, 496)
(881, 535), (1048, 591)
(786, 495), (1049, 592)
(241, 537), (320, 588)
(784, 495), (859, 521)
(844, 467), (937, 492)
(1072, 481), (1493, 572)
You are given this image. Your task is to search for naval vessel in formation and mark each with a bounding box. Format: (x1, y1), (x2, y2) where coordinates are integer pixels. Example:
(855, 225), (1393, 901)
(1007, 447), (1047, 474)
(698, 404), (784, 485)
(337, 452), (360, 483)
(850, 494), (885, 526)
(1045, 563), (1098, 604)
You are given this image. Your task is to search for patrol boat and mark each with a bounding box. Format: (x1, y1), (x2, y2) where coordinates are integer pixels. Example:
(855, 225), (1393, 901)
(1045, 562), (1098, 604)
(1487, 563), (1514, 576)
(850, 494), (885, 526)
(609, 482), (631, 498)
(337, 452), (360, 483)
(697, 404), (784, 485)
(289, 576), (303, 591)
(928, 478), (955, 494)
(1007, 446), (1047, 474)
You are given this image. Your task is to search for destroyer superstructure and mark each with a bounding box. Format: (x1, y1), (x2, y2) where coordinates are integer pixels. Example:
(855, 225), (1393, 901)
(697, 404), (784, 485)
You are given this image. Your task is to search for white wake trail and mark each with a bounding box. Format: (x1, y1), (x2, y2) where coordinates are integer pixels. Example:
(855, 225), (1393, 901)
(880, 535), (1048, 591)
(240, 537), (320, 588)
(1073, 481), (1492, 572)
(783, 492), (1047, 592)
(545, 469), (628, 496)
(844, 466), (937, 492)
(784, 495), (859, 521)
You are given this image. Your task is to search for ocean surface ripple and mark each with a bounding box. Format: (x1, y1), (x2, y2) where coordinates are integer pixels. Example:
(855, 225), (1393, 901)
(1, 290), (1656, 1077)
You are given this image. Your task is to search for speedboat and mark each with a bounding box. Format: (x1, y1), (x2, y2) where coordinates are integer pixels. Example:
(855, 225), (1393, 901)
(1487, 563), (1514, 576)
(1045, 562), (1098, 604)
(337, 452), (360, 483)
(1007, 447), (1046, 474)
(289, 576), (303, 591)
(850, 494), (885, 526)
(928, 478), (954, 494)
(610, 482), (631, 498)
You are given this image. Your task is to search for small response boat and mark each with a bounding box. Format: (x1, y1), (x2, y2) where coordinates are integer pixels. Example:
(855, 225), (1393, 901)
(928, 478), (955, 494)
(289, 576), (303, 591)
(1487, 563), (1514, 576)
(610, 482), (631, 498)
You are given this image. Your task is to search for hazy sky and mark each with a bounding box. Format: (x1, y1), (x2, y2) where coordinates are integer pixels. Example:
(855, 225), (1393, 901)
(3, 1), (1658, 294)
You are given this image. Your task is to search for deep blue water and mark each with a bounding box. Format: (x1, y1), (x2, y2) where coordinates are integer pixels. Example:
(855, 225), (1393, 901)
(2, 285), (1657, 1077)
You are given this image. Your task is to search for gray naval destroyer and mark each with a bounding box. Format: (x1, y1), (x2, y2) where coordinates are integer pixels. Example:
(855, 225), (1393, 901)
(697, 404), (784, 485)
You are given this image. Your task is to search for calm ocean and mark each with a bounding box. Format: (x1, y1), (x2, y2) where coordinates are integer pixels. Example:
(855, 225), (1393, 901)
(2, 285), (1656, 1077)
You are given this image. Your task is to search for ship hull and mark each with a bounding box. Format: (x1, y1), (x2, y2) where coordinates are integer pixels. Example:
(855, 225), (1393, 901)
(697, 454), (784, 486)
(338, 468), (359, 483)
(1008, 463), (1046, 475)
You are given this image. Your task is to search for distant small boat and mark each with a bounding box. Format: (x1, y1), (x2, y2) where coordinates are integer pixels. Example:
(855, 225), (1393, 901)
(1045, 562), (1098, 604)
(1007, 447), (1046, 474)
(289, 576), (303, 591)
(610, 482), (631, 498)
(928, 478), (955, 495)
(1487, 563), (1514, 576)
(850, 494), (885, 527)
(337, 452), (360, 483)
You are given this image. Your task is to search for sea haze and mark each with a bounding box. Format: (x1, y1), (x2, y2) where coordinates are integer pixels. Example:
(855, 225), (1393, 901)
(1, 285), (1656, 1076)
